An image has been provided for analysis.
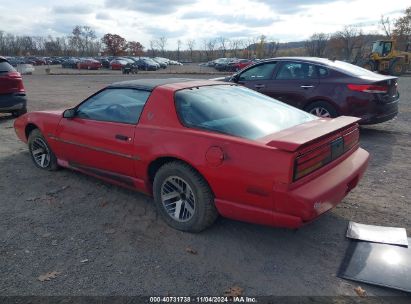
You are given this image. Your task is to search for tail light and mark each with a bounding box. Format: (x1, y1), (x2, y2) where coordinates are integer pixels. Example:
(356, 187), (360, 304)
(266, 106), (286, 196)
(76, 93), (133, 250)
(293, 128), (359, 181)
(347, 84), (388, 94)
(6, 71), (25, 92)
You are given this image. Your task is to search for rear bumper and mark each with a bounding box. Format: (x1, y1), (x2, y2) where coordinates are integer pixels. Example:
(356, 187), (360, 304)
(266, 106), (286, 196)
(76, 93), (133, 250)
(359, 99), (399, 125)
(0, 93), (27, 112)
(282, 148), (369, 224)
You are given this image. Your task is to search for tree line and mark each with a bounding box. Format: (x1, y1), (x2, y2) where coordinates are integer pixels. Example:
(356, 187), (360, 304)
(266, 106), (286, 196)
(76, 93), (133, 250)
(1, 6), (410, 62)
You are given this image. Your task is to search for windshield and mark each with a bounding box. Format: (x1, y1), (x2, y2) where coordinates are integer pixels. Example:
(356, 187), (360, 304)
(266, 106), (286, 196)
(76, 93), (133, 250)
(175, 85), (317, 140)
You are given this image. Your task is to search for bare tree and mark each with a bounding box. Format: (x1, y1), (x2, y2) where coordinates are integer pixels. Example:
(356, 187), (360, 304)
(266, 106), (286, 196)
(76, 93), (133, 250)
(186, 39), (195, 62)
(176, 39), (182, 61)
(156, 36), (167, 56)
(217, 36), (229, 57)
(380, 15), (393, 38)
(333, 25), (364, 60)
(202, 38), (216, 61)
(267, 39), (280, 58)
(304, 33), (329, 57)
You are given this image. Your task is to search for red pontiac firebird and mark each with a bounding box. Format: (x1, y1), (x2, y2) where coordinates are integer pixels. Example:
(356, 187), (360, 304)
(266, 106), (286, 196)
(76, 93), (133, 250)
(14, 79), (369, 232)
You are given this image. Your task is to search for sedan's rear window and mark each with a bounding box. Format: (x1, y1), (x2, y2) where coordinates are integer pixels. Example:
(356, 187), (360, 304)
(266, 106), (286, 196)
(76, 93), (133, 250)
(330, 60), (378, 76)
(175, 85), (317, 140)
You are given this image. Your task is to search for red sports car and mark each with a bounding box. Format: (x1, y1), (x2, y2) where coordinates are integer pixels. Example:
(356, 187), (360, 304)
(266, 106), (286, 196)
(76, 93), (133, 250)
(14, 79), (369, 232)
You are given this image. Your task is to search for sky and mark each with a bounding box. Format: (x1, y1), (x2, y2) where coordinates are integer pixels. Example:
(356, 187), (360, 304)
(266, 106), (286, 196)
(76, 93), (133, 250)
(0, 0), (409, 49)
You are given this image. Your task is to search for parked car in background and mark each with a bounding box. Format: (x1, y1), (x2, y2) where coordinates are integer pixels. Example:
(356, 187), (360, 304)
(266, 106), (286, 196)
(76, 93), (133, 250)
(26, 57), (47, 66)
(228, 59), (254, 71)
(152, 58), (167, 69)
(77, 58), (102, 70)
(134, 58), (159, 71)
(0, 56), (27, 117)
(218, 57), (400, 124)
(96, 58), (110, 69)
(214, 58), (235, 71)
(109, 59), (129, 70)
(14, 78), (369, 232)
(62, 58), (80, 69)
(169, 60), (183, 65)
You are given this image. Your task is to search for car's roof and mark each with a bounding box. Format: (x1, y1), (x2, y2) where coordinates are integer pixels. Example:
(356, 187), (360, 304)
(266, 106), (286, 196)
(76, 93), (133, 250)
(108, 78), (203, 91)
(262, 57), (337, 66)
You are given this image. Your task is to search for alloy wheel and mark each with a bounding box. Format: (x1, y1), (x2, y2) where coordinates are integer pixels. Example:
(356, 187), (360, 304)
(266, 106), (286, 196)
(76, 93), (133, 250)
(30, 138), (51, 168)
(309, 107), (331, 118)
(161, 176), (196, 222)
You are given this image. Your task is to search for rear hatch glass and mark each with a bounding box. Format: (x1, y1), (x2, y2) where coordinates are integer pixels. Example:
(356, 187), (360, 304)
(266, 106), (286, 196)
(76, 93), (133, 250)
(0, 59), (16, 74)
(175, 85), (317, 140)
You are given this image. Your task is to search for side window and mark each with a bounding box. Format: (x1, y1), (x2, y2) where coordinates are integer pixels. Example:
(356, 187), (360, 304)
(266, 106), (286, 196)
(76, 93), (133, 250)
(276, 62), (318, 80)
(238, 62), (277, 81)
(76, 88), (150, 124)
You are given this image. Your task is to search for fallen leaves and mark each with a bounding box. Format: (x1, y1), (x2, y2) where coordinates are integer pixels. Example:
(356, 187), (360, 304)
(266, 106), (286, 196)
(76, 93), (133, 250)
(354, 286), (367, 297)
(224, 286), (243, 297)
(185, 247), (197, 255)
(104, 228), (116, 234)
(38, 271), (60, 282)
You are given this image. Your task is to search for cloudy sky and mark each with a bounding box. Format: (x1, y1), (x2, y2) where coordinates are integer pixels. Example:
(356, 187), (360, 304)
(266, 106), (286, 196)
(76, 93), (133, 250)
(0, 0), (409, 48)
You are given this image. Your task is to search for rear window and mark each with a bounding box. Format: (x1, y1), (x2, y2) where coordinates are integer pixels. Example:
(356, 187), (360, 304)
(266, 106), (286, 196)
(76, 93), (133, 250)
(175, 85), (317, 140)
(329, 60), (377, 76)
(0, 60), (15, 73)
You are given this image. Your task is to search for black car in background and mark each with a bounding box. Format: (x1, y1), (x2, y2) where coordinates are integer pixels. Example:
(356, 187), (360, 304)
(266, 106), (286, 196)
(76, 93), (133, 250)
(134, 58), (158, 71)
(217, 57), (400, 124)
(61, 58), (80, 69)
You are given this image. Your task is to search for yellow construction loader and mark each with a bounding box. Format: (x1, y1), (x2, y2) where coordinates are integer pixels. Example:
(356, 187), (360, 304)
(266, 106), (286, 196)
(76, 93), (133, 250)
(360, 40), (411, 76)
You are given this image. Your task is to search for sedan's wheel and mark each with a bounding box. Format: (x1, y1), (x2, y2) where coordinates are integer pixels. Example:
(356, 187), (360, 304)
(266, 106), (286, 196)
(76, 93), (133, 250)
(28, 129), (59, 171)
(153, 161), (218, 232)
(305, 101), (338, 118)
(310, 106), (331, 117)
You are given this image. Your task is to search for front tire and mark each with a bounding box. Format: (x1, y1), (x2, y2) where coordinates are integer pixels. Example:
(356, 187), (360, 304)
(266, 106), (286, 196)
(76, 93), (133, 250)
(28, 129), (59, 171)
(153, 161), (218, 232)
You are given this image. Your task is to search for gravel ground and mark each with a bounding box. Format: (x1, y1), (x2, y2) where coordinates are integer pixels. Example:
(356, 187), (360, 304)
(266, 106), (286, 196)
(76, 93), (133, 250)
(0, 71), (410, 297)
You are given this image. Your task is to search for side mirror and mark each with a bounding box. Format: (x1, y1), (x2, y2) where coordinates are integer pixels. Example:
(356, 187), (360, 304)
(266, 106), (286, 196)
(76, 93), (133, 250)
(63, 108), (76, 119)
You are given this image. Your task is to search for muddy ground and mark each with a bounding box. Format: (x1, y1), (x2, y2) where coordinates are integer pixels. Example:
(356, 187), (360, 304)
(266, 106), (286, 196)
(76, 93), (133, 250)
(0, 68), (410, 297)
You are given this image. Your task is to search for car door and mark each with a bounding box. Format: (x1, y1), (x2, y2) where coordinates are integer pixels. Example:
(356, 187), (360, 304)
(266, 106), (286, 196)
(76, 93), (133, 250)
(267, 61), (320, 109)
(236, 62), (279, 96)
(54, 88), (150, 180)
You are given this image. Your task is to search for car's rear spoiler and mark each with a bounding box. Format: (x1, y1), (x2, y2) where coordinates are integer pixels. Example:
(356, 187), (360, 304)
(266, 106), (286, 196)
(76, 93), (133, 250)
(263, 116), (361, 152)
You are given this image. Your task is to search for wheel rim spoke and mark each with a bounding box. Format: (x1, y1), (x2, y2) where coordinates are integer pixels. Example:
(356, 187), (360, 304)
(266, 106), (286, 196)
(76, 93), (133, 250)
(161, 176), (196, 222)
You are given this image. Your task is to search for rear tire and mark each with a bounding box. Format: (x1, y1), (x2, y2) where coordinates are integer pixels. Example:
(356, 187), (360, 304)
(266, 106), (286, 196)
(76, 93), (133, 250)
(304, 101), (338, 118)
(153, 161), (218, 232)
(28, 129), (59, 171)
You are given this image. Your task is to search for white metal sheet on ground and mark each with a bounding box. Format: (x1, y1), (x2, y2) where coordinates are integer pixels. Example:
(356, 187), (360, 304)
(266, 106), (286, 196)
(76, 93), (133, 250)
(346, 221), (408, 247)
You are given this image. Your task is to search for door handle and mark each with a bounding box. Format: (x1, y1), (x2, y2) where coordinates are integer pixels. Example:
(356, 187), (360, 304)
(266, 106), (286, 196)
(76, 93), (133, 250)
(254, 84), (265, 89)
(300, 85), (314, 89)
(115, 134), (131, 141)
